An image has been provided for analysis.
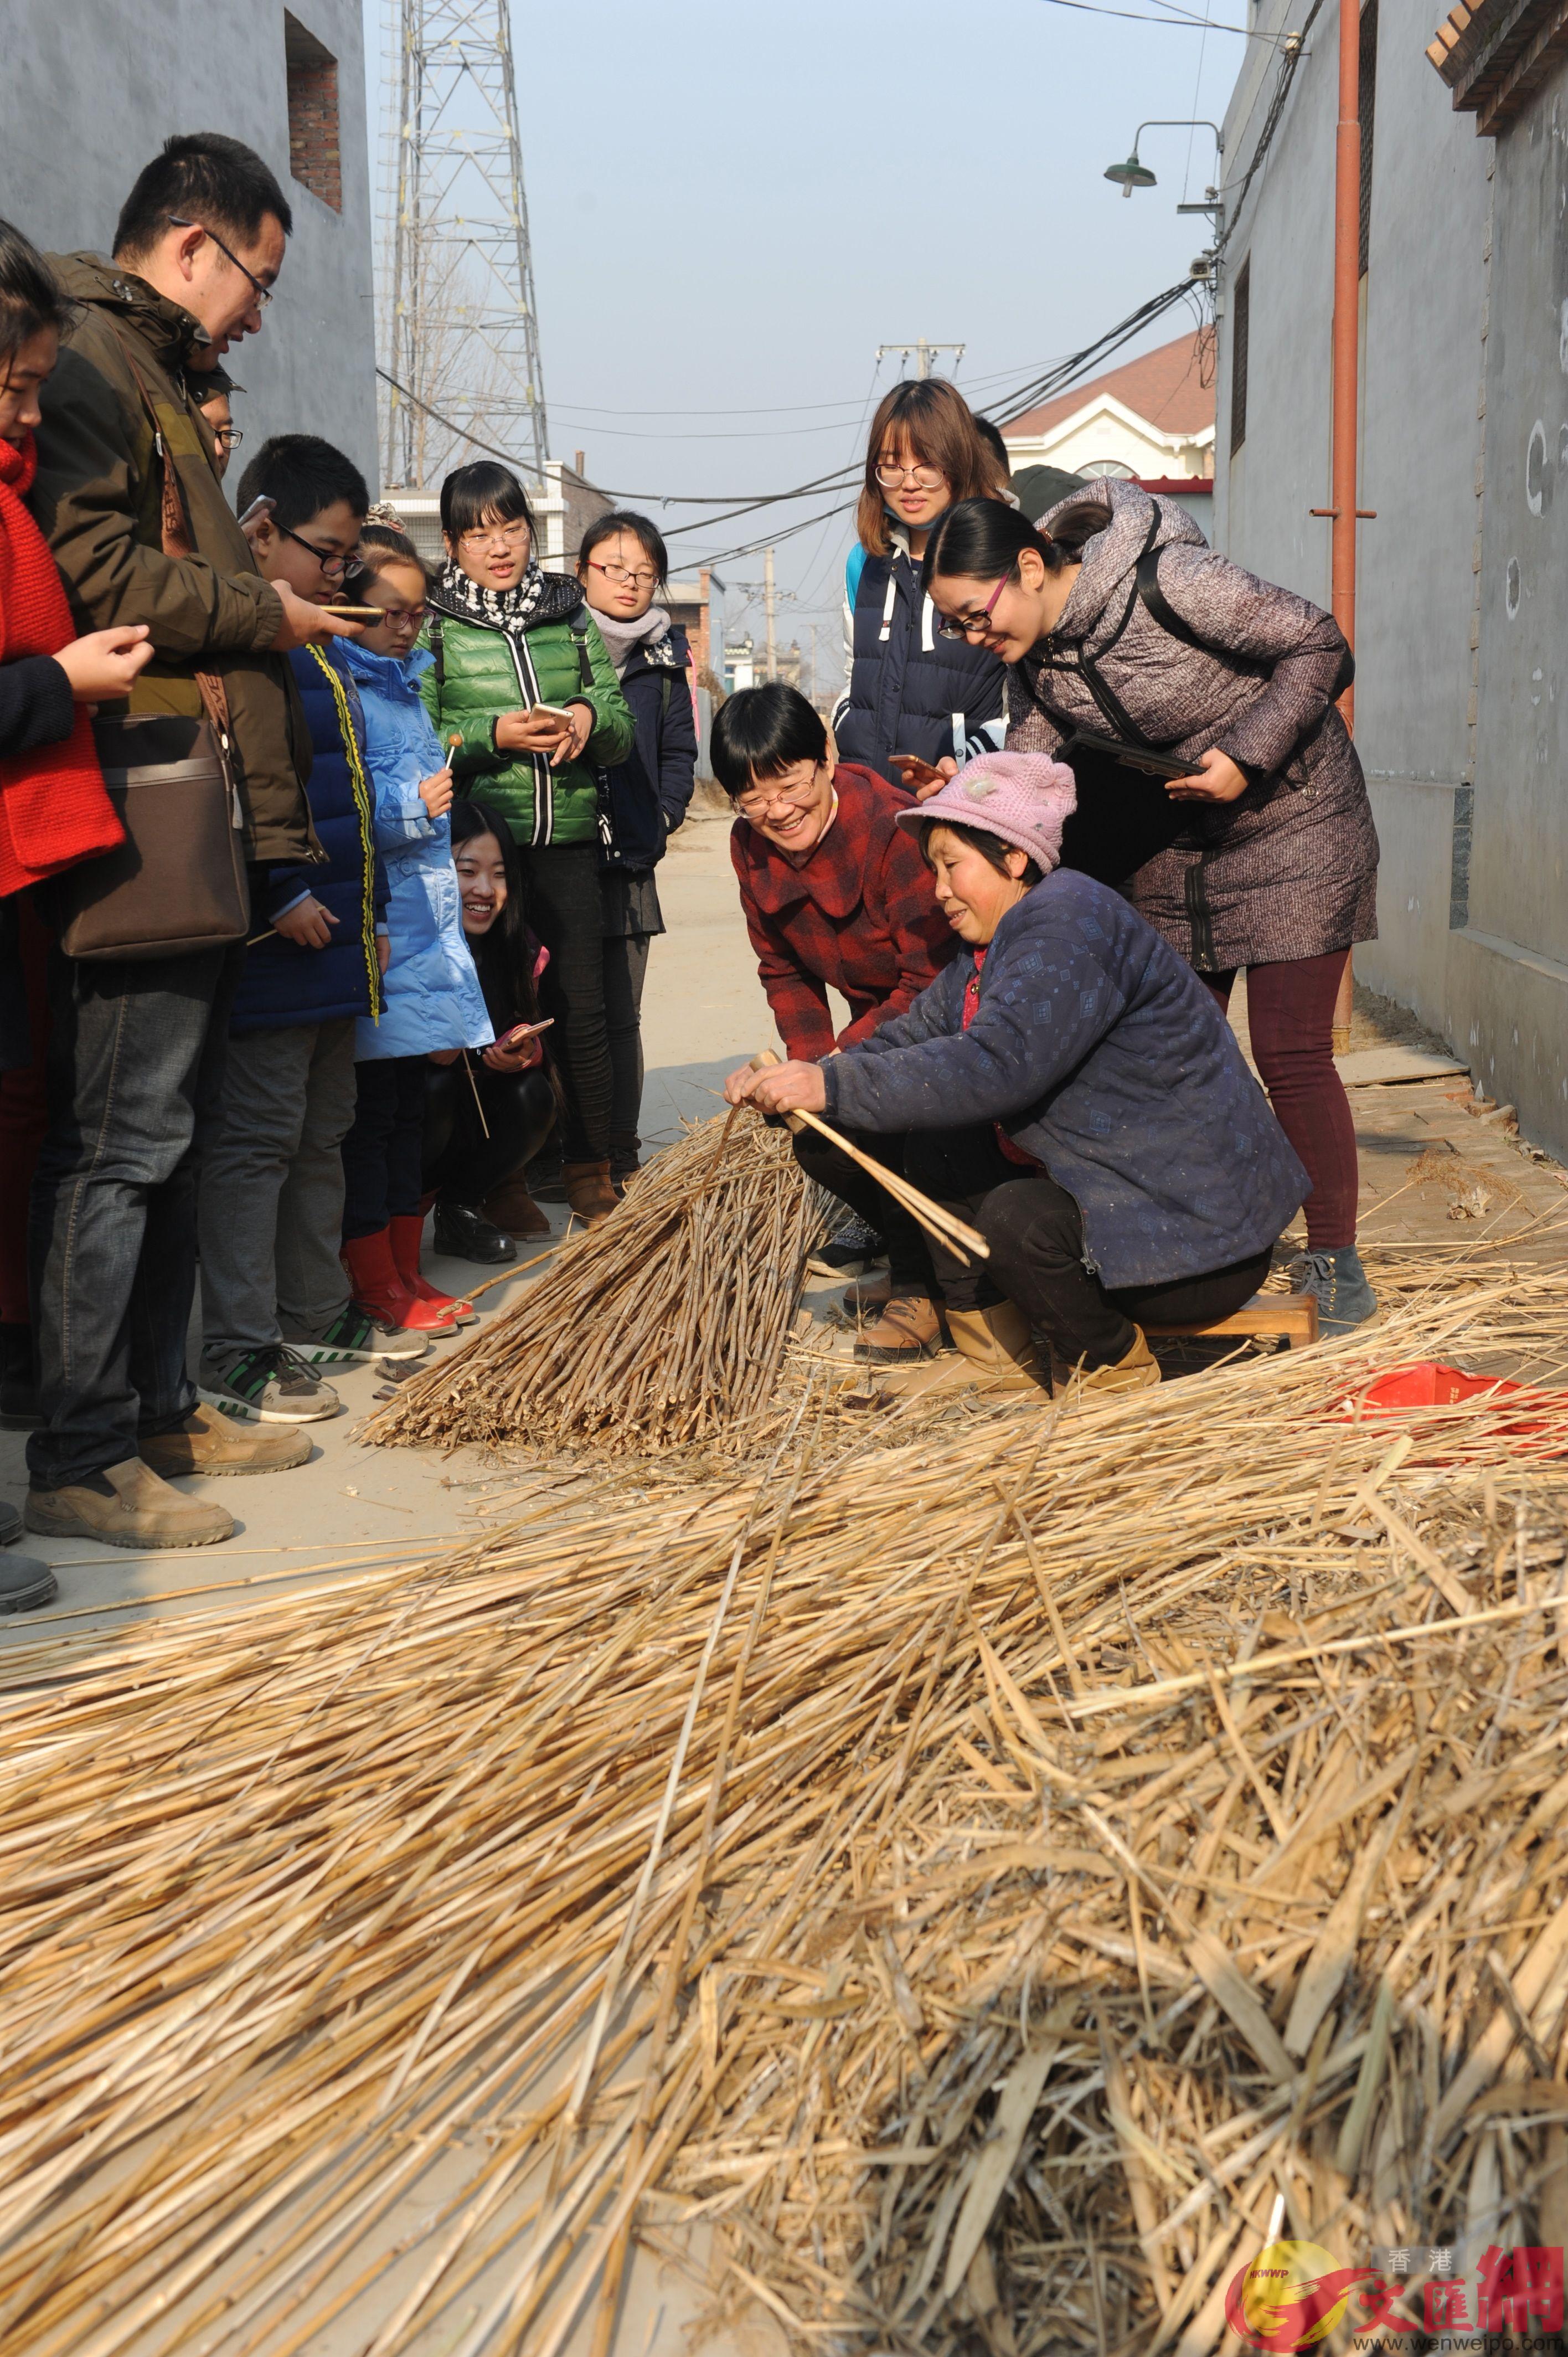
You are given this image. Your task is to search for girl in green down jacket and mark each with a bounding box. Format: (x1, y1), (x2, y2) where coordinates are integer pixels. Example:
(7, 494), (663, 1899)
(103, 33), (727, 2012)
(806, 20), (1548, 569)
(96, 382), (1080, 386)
(421, 461), (633, 1225)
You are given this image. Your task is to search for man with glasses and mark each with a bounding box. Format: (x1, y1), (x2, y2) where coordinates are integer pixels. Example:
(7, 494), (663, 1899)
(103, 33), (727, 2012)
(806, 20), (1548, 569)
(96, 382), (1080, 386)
(24, 135), (363, 1554)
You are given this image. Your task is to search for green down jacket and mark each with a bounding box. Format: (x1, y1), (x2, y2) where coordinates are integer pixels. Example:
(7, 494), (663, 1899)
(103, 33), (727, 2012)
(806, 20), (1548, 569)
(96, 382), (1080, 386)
(418, 577), (633, 848)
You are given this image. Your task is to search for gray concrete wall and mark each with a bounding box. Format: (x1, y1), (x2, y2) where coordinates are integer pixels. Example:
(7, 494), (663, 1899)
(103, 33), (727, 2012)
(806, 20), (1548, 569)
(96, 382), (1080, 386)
(1210, 0), (1568, 1144)
(1455, 81), (1568, 1136)
(1, 0), (375, 493)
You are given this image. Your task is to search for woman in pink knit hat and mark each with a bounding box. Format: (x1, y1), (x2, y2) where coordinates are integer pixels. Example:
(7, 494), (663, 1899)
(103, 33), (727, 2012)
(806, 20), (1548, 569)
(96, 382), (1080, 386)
(726, 752), (1308, 1397)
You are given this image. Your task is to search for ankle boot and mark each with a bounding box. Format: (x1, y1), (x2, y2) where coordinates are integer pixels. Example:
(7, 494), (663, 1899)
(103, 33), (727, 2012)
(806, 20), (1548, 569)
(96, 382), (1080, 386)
(341, 1228), (458, 1337)
(564, 1159), (619, 1226)
(871, 1302), (1048, 1402)
(390, 1213), (476, 1326)
(481, 1174), (552, 1239)
(1064, 1327), (1162, 1399)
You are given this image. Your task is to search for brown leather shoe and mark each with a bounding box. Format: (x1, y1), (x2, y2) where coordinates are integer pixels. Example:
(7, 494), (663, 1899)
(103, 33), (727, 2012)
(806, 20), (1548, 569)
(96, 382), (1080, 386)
(481, 1175), (552, 1239)
(842, 1270), (895, 1316)
(24, 1458), (234, 1550)
(564, 1159), (619, 1226)
(139, 1403), (312, 1478)
(853, 1293), (948, 1363)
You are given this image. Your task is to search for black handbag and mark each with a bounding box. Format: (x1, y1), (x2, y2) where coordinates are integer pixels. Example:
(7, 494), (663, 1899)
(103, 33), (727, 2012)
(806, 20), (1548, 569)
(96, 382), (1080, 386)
(53, 353), (250, 962)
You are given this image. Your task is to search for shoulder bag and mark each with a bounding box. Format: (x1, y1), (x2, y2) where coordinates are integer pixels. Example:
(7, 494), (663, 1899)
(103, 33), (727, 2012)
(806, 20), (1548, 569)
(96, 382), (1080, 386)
(53, 354), (250, 961)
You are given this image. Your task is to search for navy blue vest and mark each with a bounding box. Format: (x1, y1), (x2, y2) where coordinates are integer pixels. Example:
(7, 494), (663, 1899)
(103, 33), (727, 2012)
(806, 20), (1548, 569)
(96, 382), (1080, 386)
(837, 547), (1005, 779)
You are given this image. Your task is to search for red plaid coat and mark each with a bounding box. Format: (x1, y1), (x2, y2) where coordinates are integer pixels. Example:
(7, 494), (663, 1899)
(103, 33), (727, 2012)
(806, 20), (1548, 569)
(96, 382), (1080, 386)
(730, 762), (957, 1059)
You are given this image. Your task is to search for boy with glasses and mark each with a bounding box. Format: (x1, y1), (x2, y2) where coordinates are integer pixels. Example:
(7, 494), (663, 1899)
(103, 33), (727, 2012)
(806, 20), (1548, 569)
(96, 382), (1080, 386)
(194, 436), (426, 1428)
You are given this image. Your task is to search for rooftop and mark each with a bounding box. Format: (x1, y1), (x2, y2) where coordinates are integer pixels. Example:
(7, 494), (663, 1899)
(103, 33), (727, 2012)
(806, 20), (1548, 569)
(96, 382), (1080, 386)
(1002, 330), (1216, 442)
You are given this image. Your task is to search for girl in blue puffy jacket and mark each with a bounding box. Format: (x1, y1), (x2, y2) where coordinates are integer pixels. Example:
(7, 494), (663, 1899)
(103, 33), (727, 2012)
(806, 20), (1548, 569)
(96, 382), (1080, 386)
(337, 521), (495, 1334)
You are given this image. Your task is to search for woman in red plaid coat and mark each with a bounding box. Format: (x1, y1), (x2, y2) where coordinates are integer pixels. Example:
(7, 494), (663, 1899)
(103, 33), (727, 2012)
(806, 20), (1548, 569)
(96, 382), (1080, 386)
(714, 682), (959, 1363)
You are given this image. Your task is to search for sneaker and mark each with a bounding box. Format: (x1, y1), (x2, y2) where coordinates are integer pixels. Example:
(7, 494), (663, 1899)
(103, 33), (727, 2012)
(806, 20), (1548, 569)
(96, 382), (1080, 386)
(1287, 1245), (1378, 1335)
(806, 1218), (886, 1283)
(25, 1458), (234, 1550)
(281, 1305), (427, 1366)
(198, 1345), (341, 1424)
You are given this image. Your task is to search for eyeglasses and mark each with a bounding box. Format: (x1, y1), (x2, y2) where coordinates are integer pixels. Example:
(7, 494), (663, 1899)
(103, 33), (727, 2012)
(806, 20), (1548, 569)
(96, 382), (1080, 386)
(374, 603), (427, 632)
(167, 215), (274, 307)
(587, 558), (658, 591)
(458, 520), (530, 552)
(935, 569), (1014, 642)
(734, 764), (823, 823)
(277, 521), (365, 583)
(874, 458), (946, 491)
(213, 425), (243, 451)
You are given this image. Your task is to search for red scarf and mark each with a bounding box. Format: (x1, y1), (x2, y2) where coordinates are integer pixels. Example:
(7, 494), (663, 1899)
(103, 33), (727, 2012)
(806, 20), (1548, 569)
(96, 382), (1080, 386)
(0, 433), (123, 894)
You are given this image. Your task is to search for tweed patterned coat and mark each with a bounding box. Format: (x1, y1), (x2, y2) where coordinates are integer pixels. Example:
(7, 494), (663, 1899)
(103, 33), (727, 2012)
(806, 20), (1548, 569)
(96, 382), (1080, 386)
(1005, 480), (1379, 972)
(823, 869), (1308, 1289)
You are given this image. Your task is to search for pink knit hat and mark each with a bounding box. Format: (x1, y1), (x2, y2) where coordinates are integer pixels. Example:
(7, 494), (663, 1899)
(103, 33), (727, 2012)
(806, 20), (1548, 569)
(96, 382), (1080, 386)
(895, 752), (1078, 874)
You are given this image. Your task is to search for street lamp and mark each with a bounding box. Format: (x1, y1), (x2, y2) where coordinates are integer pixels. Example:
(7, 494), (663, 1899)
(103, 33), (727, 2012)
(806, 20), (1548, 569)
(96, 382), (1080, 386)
(1103, 119), (1223, 198)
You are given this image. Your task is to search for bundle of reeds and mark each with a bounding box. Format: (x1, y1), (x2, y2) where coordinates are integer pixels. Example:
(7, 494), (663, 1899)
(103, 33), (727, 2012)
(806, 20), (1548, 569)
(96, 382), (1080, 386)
(368, 1109), (829, 1455)
(1, 1265), (1567, 2353)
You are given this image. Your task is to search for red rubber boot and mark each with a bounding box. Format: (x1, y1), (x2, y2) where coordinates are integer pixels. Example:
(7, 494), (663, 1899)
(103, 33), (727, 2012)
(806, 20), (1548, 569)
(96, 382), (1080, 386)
(340, 1227), (457, 1337)
(390, 1212), (476, 1327)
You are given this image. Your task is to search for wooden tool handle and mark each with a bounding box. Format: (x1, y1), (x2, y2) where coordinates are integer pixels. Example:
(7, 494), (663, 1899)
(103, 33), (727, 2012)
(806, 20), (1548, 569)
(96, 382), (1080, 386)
(750, 1051), (989, 1263)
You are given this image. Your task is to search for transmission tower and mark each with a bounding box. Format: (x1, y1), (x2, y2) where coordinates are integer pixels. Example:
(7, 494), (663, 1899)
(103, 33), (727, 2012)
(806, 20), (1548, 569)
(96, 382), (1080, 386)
(381, 0), (549, 490)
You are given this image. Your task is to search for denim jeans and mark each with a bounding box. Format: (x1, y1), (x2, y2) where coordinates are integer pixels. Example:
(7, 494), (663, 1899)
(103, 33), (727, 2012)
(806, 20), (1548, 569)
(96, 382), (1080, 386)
(197, 1018), (358, 1355)
(27, 941), (243, 1489)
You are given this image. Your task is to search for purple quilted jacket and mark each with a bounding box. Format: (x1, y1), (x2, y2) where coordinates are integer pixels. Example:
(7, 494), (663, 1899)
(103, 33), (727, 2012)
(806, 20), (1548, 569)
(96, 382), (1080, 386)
(1006, 480), (1379, 974)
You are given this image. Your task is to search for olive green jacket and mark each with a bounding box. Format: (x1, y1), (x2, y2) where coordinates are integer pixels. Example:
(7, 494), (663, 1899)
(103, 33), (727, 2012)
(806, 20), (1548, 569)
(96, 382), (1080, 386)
(28, 253), (317, 866)
(418, 578), (633, 847)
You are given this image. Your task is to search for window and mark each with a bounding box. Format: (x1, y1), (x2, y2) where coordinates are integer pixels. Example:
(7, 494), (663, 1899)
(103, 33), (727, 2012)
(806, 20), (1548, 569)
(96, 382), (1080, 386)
(1359, 0), (1378, 276)
(1229, 259), (1250, 456)
(284, 13), (342, 212)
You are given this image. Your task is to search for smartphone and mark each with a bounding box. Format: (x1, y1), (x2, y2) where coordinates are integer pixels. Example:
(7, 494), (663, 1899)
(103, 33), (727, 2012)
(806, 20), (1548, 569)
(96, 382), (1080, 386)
(237, 495), (275, 529)
(317, 604), (384, 622)
(527, 702), (575, 728)
(499, 1017), (555, 1048)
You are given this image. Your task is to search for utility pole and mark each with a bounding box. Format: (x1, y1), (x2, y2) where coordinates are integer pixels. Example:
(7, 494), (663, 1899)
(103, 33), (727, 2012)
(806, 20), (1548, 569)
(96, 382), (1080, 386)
(876, 339), (966, 379)
(764, 545), (777, 683)
(381, 0), (549, 487)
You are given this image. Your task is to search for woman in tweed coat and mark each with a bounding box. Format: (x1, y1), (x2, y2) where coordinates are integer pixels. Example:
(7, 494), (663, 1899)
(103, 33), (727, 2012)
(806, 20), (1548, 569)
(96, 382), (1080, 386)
(918, 484), (1379, 1332)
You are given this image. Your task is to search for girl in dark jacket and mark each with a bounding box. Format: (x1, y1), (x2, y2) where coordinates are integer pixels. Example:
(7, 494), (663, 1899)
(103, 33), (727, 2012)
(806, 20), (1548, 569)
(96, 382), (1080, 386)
(576, 511), (698, 1187)
(835, 378), (1008, 791)
(419, 462), (633, 1227)
(726, 754), (1308, 1398)
(425, 799), (559, 1263)
(920, 487), (1380, 1335)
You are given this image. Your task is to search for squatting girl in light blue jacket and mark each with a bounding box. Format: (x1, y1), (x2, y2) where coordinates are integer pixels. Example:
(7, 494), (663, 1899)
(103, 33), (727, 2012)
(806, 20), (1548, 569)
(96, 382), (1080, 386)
(337, 521), (494, 1337)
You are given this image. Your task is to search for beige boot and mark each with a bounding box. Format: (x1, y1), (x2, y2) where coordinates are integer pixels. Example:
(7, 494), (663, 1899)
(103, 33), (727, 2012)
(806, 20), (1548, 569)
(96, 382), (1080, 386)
(874, 1302), (1049, 1402)
(138, 1403), (312, 1479)
(564, 1159), (619, 1226)
(1060, 1326), (1162, 1400)
(24, 1457), (235, 1550)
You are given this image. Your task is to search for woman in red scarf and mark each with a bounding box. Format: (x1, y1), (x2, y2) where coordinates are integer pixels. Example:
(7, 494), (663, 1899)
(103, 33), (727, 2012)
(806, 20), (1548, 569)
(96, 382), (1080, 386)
(0, 219), (151, 1525)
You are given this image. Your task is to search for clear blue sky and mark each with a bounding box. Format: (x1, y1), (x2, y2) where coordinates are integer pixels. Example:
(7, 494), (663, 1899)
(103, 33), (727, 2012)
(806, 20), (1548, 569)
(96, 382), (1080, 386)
(362, 0), (1249, 682)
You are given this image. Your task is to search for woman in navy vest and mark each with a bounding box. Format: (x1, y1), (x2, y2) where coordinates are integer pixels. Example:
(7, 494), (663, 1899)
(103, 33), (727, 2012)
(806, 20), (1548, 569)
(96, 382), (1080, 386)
(835, 379), (1008, 791)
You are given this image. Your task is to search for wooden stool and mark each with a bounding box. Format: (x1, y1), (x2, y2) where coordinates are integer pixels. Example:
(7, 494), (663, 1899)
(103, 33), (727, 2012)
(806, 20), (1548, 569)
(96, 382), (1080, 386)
(1144, 1291), (1319, 1350)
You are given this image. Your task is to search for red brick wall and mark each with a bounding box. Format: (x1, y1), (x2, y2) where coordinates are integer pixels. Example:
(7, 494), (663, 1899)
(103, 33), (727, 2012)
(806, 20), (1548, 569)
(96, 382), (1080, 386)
(284, 13), (342, 213)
